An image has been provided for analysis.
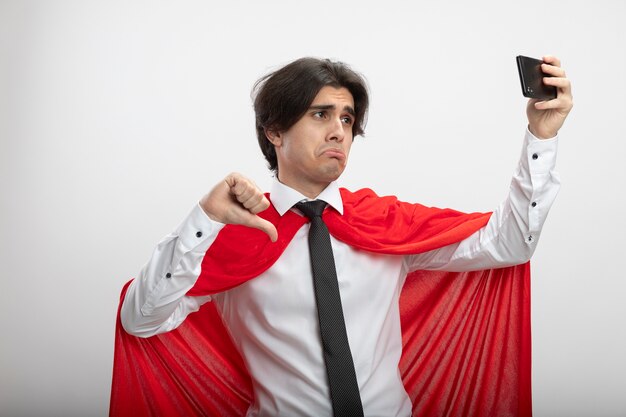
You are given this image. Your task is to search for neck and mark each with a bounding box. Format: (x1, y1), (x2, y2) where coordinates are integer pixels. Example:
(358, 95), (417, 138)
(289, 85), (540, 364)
(276, 174), (330, 200)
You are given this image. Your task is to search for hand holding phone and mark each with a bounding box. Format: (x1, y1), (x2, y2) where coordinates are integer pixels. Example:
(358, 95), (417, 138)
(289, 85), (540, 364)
(516, 55), (557, 100)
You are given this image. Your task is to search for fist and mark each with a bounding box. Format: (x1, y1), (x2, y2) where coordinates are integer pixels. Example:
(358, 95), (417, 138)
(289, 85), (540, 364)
(200, 173), (278, 242)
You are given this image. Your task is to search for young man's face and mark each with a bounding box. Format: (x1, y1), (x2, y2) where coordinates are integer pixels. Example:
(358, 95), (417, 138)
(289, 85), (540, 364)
(268, 86), (355, 198)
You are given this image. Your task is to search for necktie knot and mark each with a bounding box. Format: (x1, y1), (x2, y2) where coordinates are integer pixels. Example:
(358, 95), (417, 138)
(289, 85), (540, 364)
(295, 200), (327, 220)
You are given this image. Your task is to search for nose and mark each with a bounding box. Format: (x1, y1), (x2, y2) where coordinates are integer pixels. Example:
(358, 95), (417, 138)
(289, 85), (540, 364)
(327, 117), (345, 142)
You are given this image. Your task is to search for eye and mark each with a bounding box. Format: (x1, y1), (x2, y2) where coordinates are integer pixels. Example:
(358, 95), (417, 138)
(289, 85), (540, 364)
(341, 115), (354, 125)
(313, 111), (326, 119)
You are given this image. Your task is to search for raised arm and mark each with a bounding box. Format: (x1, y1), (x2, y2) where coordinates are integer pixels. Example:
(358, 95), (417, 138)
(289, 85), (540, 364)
(405, 128), (559, 272)
(405, 55), (572, 272)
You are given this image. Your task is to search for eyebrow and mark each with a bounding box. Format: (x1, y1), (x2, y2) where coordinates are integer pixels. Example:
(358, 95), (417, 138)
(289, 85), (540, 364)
(309, 104), (356, 116)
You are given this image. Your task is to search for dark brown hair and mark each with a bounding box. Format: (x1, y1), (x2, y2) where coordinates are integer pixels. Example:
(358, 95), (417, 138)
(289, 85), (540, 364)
(252, 57), (369, 173)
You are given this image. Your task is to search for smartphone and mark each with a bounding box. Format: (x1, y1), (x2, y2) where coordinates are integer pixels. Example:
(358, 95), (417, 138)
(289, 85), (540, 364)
(516, 55), (557, 100)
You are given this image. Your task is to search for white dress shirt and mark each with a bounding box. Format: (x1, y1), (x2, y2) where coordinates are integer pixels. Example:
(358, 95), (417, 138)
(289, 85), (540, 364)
(121, 129), (560, 417)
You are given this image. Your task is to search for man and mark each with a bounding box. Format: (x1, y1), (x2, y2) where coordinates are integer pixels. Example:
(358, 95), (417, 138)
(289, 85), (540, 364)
(115, 57), (572, 416)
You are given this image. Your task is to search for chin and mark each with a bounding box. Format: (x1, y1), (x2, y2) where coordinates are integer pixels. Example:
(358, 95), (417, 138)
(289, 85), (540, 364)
(308, 160), (347, 184)
(320, 167), (344, 182)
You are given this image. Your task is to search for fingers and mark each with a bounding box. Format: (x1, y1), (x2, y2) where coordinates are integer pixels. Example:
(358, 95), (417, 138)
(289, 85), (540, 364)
(526, 55), (573, 138)
(542, 55), (561, 67)
(543, 76), (570, 89)
(534, 97), (569, 110)
(222, 196), (277, 242)
(538, 55), (573, 108)
(200, 173), (276, 242)
(539, 72), (573, 112)
(222, 172), (277, 242)
(541, 63), (565, 77)
(225, 173), (270, 214)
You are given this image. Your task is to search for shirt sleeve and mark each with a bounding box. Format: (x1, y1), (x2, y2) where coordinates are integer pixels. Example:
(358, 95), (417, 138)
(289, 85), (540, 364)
(404, 128), (560, 273)
(120, 203), (225, 337)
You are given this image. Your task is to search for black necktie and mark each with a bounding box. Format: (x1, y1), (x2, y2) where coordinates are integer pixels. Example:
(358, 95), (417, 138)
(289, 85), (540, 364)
(295, 200), (364, 417)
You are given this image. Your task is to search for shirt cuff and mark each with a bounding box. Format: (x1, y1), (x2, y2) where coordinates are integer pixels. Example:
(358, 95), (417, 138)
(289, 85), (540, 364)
(525, 127), (558, 174)
(174, 203), (226, 254)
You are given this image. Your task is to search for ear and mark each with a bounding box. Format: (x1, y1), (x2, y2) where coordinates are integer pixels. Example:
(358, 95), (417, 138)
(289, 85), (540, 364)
(265, 128), (283, 147)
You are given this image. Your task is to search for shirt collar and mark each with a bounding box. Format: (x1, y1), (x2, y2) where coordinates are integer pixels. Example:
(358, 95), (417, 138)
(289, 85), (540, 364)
(270, 178), (344, 216)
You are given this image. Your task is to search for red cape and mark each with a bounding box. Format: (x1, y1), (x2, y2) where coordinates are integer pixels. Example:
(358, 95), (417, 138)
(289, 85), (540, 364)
(110, 188), (532, 417)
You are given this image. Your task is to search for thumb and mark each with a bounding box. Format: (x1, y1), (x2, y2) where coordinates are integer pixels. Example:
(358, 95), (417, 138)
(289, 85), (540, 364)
(239, 211), (278, 242)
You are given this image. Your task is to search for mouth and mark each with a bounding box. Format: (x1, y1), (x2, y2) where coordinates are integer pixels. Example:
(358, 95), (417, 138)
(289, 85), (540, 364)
(320, 148), (346, 160)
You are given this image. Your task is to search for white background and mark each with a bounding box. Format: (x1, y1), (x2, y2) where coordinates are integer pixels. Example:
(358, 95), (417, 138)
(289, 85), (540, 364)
(1, 1), (625, 416)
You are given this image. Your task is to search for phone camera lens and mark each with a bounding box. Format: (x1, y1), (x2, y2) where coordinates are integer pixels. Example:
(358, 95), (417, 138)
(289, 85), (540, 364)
(527, 87), (533, 93)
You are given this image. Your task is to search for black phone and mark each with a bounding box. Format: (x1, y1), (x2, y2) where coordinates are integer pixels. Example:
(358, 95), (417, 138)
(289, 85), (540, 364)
(516, 55), (557, 100)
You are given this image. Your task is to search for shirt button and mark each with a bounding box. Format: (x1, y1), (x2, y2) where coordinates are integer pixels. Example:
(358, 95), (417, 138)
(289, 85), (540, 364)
(531, 202), (537, 207)
(532, 153), (539, 160)
(196, 231), (203, 238)
(528, 236), (533, 242)
(166, 273), (172, 278)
